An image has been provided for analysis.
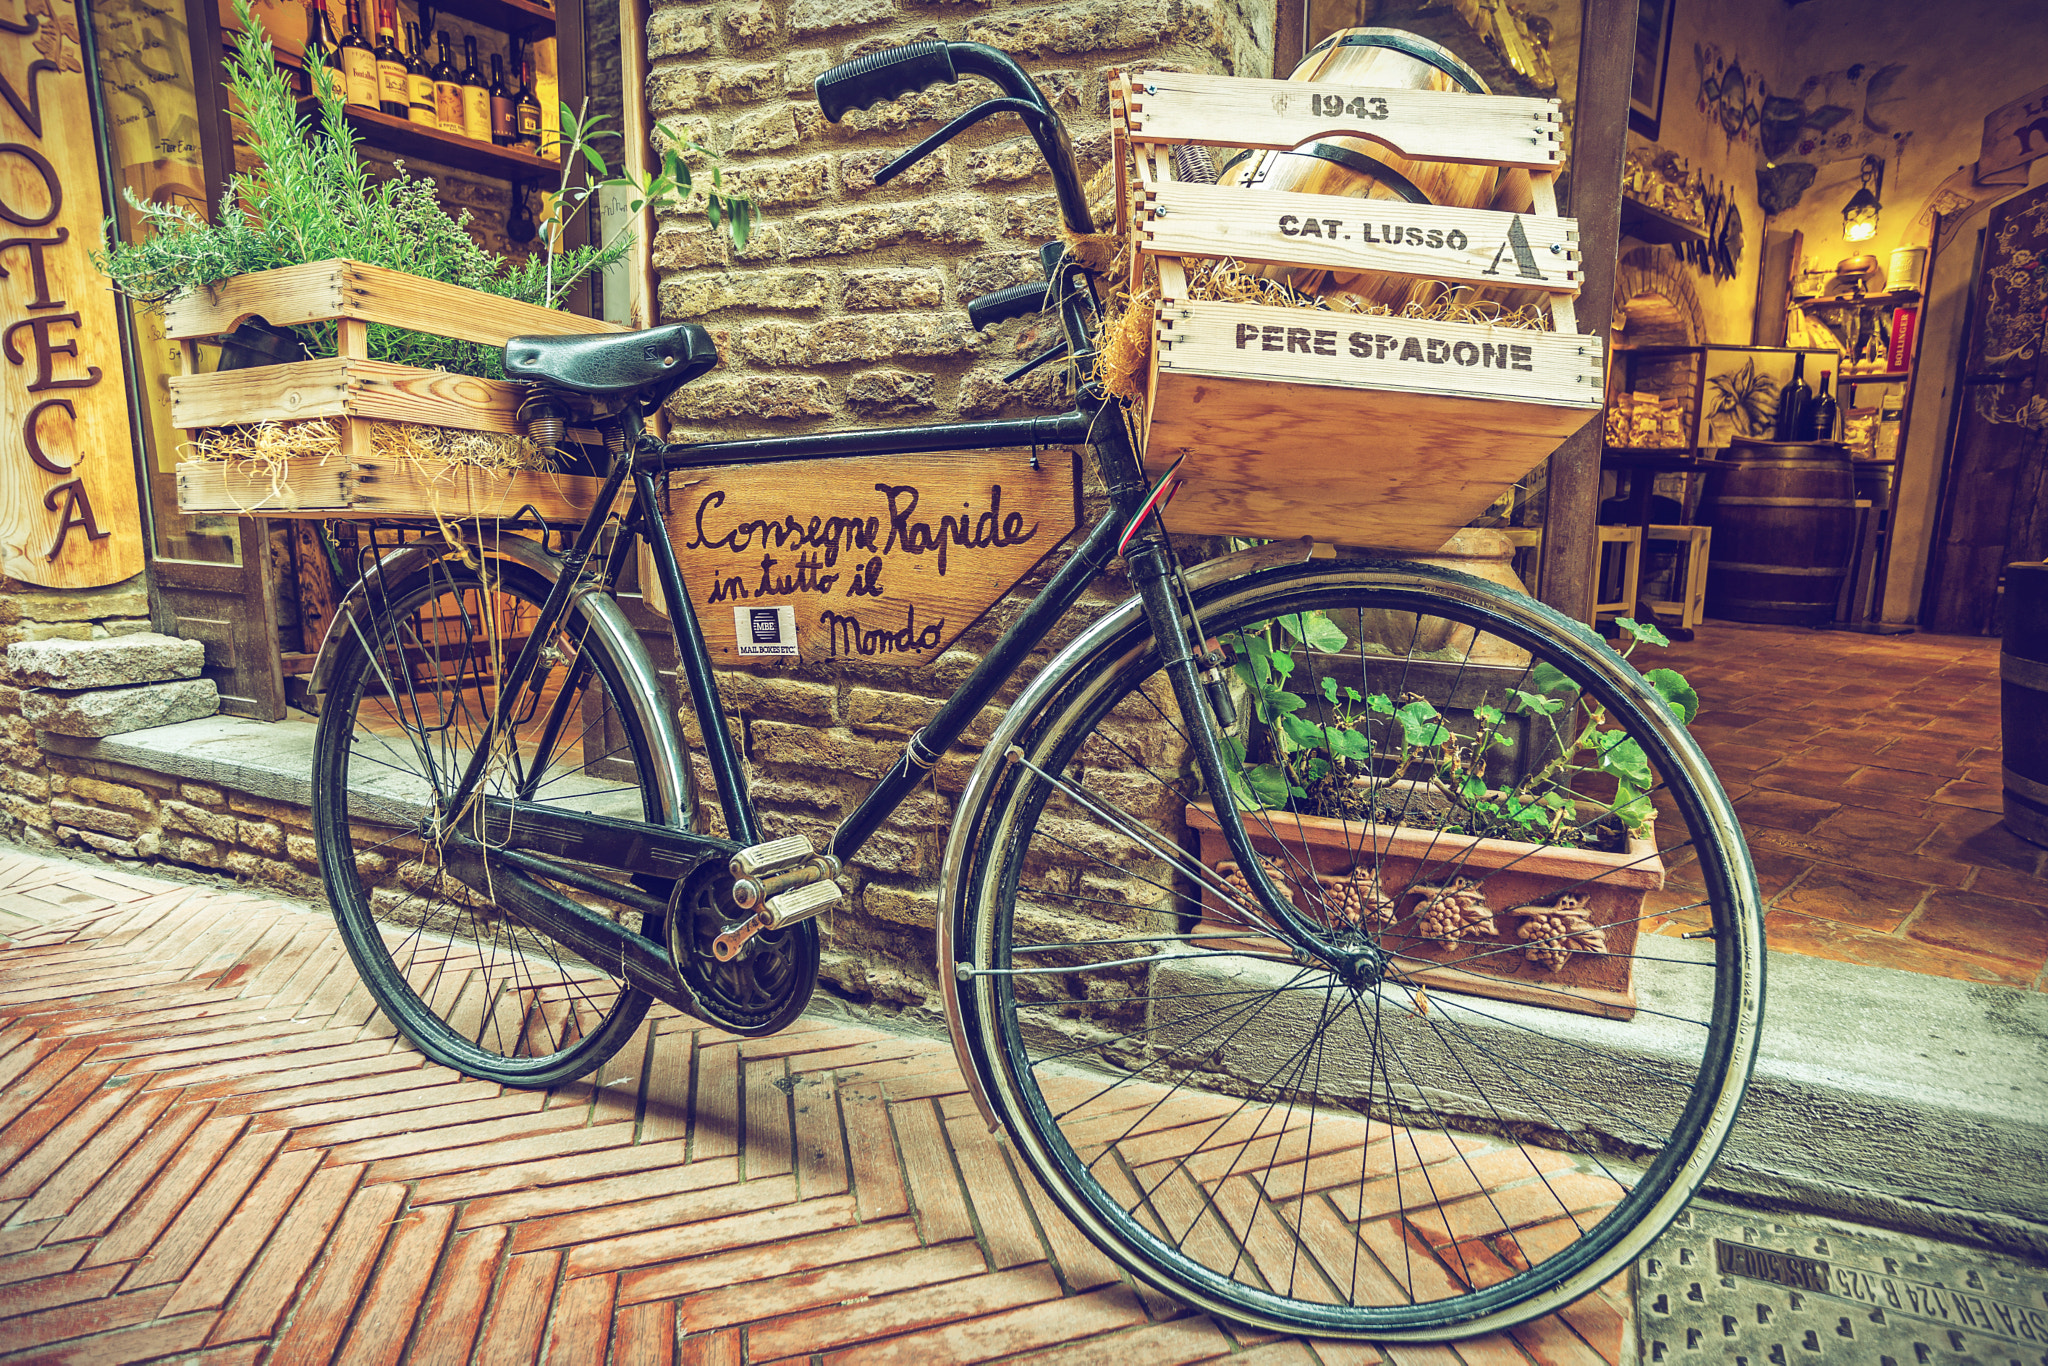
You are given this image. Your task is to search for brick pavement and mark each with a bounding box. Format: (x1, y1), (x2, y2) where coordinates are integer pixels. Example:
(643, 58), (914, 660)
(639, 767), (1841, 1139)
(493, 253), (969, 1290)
(1654, 622), (2046, 991)
(0, 850), (1628, 1365)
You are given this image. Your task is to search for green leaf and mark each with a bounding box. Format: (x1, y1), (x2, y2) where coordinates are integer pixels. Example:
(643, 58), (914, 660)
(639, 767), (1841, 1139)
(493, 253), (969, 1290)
(1615, 616), (1671, 649)
(1643, 668), (1700, 724)
(1277, 712), (1324, 749)
(1395, 699), (1448, 748)
(580, 142), (606, 176)
(1320, 674), (1339, 704)
(1597, 735), (1652, 787)
(1529, 662), (1578, 696)
(1327, 727), (1370, 761)
(1244, 764), (1291, 807)
(1366, 693), (1395, 716)
(731, 200), (752, 251)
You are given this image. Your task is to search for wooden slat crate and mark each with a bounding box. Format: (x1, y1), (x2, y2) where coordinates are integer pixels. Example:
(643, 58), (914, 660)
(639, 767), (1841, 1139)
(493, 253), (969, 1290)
(1111, 70), (1603, 550)
(168, 259), (625, 521)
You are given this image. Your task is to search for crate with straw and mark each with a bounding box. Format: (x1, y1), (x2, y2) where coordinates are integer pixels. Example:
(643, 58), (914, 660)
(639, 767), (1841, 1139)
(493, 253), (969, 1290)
(1106, 69), (1604, 550)
(169, 259), (625, 522)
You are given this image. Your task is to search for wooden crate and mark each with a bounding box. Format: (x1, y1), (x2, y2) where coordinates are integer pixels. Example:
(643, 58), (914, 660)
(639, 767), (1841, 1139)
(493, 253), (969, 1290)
(1110, 70), (1604, 550)
(168, 259), (625, 521)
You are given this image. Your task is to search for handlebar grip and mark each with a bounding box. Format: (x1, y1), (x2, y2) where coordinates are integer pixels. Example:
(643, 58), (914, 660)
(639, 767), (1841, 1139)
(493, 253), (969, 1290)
(815, 42), (958, 122)
(966, 281), (1051, 331)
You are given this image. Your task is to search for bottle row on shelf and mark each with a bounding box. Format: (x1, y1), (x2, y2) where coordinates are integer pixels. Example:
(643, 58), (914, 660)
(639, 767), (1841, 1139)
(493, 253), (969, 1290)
(308, 0), (554, 159)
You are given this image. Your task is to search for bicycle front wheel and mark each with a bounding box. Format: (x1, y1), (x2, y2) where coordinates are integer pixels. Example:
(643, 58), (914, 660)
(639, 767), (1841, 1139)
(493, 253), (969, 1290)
(949, 556), (1764, 1340)
(313, 554), (663, 1087)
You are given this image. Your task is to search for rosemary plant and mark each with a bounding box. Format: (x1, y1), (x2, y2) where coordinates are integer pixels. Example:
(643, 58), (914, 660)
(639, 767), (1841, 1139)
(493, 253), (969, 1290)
(97, 0), (748, 380)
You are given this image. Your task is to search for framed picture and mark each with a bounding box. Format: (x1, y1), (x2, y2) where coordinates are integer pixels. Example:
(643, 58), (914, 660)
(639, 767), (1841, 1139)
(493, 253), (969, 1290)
(1630, 0), (1677, 140)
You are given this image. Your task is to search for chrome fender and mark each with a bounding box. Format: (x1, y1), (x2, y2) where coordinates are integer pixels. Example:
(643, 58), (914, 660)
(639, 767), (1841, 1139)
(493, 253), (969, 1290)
(308, 533), (690, 830)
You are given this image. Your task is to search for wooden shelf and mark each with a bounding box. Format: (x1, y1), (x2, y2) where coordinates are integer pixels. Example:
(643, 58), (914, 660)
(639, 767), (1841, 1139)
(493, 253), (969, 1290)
(1841, 371), (1912, 384)
(428, 0), (558, 37)
(303, 100), (561, 180)
(1793, 289), (1922, 311)
(1619, 196), (1709, 247)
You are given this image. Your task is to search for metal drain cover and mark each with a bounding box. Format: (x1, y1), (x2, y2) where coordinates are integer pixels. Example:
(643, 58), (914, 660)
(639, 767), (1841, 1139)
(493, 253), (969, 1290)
(1637, 1204), (2048, 1365)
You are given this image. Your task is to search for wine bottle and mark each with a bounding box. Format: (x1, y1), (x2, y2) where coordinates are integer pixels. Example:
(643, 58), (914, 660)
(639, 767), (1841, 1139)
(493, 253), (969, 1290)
(432, 31), (462, 134)
(1799, 372), (1839, 441)
(303, 0), (337, 66)
(513, 45), (542, 152)
(488, 52), (515, 147)
(460, 35), (491, 141)
(339, 0), (379, 108)
(1774, 353), (1810, 441)
(405, 23), (437, 127)
(373, 5), (408, 117)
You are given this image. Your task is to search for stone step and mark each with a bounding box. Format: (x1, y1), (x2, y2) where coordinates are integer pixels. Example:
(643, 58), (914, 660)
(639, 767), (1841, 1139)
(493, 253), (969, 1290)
(6, 632), (205, 689)
(22, 677), (221, 738)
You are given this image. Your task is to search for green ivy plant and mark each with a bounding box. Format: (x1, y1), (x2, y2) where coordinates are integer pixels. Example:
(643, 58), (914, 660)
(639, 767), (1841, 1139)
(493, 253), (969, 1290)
(1222, 614), (1699, 846)
(96, 0), (750, 380)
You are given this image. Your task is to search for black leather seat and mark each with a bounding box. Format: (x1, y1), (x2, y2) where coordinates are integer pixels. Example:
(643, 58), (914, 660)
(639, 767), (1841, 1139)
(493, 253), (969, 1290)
(503, 323), (719, 405)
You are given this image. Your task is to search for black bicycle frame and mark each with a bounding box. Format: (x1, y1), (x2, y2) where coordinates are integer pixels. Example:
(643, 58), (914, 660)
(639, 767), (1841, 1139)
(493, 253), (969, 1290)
(435, 250), (1337, 974)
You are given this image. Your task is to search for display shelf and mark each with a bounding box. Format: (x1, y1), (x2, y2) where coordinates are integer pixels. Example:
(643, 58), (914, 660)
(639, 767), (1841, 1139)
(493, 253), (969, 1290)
(299, 100), (559, 178)
(1619, 196), (1709, 247)
(431, 0), (557, 36)
(1793, 289), (1922, 311)
(1841, 371), (1912, 384)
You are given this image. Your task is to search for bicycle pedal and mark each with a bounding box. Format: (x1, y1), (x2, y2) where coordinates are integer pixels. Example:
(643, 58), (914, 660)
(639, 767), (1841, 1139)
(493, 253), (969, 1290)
(763, 879), (841, 928)
(730, 835), (814, 878)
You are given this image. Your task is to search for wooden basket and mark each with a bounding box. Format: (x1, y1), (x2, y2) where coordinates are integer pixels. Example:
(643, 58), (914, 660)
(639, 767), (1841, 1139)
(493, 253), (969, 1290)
(1109, 70), (1604, 551)
(167, 259), (625, 521)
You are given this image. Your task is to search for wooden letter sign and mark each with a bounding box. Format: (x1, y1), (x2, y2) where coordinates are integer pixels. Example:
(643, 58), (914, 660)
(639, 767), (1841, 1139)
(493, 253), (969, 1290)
(1982, 81), (2048, 181)
(665, 450), (1083, 668)
(1, 0), (144, 588)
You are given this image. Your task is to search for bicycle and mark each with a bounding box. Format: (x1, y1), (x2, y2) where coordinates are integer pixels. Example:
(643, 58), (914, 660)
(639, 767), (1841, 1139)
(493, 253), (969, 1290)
(309, 39), (1765, 1342)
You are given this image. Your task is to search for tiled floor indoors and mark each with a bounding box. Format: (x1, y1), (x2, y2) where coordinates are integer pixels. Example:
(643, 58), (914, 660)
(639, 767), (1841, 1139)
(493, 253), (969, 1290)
(1654, 619), (2046, 990)
(0, 854), (1628, 1366)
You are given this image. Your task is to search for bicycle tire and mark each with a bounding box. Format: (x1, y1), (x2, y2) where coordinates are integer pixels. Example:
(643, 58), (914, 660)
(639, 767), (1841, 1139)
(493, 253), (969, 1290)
(949, 556), (1764, 1339)
(313, 555), (662, 1087)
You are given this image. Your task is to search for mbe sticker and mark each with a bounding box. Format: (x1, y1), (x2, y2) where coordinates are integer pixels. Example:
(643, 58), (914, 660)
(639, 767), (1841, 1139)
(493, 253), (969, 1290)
(735, 605), (798, 657)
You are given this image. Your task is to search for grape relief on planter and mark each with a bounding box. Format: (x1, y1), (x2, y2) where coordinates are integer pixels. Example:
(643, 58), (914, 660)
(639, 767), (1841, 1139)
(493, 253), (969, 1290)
(1214, 614), (1700, 976)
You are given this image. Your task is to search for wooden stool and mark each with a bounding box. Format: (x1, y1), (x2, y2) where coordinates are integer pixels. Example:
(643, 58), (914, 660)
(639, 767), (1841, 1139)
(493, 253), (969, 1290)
(1646, 524), (1712, 630)
(1594, 525), (1643, 621)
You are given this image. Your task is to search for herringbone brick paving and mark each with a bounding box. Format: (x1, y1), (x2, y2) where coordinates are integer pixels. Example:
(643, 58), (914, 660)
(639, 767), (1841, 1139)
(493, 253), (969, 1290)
(0, 848), (1629, 1364)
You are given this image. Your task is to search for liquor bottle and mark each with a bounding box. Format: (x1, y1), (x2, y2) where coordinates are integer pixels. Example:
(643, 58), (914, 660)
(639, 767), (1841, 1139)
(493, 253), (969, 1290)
(432, 31), (462, 134)
(488, 52), (516, 147)
(373, 5), (408, 117)
(533, 37), (560, 160)
(1773, 352), (1810, 441)
(460, 35), (491, 142)
(405, 23), (437, 127)
(1799, 372), (1839, 441)
(303, 0), (338, 66)
(513, 46), (542, 152)
(339, 0), (379, 108)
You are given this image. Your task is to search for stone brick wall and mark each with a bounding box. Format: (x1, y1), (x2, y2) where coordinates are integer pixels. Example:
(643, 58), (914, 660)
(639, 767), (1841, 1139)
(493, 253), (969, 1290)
(646, 0), (1269, 439)
(640, 0), (1267, 1011)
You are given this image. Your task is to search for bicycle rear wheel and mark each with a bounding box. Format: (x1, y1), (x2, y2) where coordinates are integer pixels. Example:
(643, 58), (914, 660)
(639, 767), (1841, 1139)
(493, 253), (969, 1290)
(313, 555), (662, 1087)
(949, 556), (1764, 1339)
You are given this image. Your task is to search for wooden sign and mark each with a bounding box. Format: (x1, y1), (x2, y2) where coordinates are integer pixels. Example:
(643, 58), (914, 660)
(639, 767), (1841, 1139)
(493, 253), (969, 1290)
(1981, 81), (2048, 180)
(1140, 181), (1581, 295)
(1, 0), (144, 588)
(1124, 70), (1563, 169)
(664, 450), (1083, 668)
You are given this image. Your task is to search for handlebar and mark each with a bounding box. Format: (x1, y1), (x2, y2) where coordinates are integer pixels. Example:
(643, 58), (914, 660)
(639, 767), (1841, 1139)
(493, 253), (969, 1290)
(815, 41), (1095, 237)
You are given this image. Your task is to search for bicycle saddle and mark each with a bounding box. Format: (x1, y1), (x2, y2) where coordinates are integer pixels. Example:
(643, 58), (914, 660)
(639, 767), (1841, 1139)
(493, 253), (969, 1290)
(504, 323), (719, 406)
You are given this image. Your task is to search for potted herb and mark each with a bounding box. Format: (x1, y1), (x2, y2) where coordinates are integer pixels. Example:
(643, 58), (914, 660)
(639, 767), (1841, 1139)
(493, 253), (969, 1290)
(99, 0), (752, 518)
(1194, 615), (1701, 1019)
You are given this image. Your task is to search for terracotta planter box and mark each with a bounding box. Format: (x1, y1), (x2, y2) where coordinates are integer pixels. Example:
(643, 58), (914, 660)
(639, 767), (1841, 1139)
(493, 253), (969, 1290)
(1186, 801), (1663, 1020)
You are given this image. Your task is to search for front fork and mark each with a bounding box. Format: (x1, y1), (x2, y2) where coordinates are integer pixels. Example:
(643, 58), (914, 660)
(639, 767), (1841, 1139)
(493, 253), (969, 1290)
(1052, 280), (1337, 963)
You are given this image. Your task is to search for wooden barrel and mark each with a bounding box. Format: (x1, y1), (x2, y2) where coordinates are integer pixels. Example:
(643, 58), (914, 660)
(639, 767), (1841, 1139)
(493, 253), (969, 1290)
(1220, 29), (1504, 312)
(1698, 439), (1856, 625)
(2002, 561), (2048, 848)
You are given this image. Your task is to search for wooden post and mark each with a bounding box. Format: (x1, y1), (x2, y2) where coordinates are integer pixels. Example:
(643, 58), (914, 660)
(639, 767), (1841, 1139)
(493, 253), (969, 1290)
(1538, 0), (1633, 625)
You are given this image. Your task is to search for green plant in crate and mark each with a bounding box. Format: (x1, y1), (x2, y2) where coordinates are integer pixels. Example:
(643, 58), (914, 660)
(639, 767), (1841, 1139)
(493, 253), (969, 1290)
(1222, 614), (1699, 848)
(95, 0), (751, 380)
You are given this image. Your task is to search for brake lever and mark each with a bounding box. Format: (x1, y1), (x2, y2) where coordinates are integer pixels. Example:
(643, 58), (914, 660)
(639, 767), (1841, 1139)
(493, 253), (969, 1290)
(875, 97), (1051, 185)
(1003, 338), (1069, 383)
